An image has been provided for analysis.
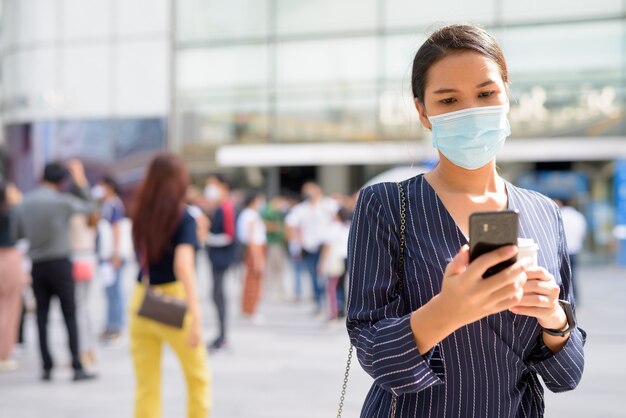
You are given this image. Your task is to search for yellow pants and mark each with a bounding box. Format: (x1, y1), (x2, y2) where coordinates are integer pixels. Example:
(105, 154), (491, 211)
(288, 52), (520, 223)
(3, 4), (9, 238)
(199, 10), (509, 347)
(129, 282), (212, 418)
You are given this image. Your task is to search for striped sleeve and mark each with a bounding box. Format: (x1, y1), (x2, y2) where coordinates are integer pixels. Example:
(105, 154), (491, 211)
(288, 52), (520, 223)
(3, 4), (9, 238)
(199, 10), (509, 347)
(527, 206), (586, 392)
(346, 185), (443, 396)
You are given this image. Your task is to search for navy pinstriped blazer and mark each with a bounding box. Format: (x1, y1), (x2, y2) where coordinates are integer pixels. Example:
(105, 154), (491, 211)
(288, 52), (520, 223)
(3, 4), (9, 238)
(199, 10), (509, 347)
(346, 174), (586, 418)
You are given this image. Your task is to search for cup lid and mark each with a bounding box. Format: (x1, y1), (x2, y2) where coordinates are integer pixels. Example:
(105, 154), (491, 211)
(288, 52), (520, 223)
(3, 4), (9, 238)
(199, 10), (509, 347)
(517, 238), (539, 250)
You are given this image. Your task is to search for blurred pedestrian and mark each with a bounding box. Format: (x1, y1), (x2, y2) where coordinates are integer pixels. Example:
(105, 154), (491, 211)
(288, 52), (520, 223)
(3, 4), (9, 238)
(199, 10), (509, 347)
(320, 208), (351, 321)
(261, 196), (289, 302)
(129, 153), (211, 418)
(16, 299), (27, 349)
(286, 182), (338, 314)
(284, 193), (305, 302)
(186, 186), (210, 248)
(15, 240), (33, 352)
(237, 191), (267, 321)
(0, 182), (27, 372)
(94, 175), (127, 343)
(13, 160), (97, 381)
(556, 199), (587, 302)
(204, 174), (237, 350)
(69, 212), (98, 367)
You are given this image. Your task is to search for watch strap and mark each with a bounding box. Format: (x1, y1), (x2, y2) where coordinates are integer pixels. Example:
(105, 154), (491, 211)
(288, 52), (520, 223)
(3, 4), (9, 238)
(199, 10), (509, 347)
(542, 300), (576, 337)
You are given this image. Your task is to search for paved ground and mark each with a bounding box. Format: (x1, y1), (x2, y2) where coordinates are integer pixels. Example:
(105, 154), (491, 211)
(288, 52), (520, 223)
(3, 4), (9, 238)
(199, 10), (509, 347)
(1, 255), (625, 418)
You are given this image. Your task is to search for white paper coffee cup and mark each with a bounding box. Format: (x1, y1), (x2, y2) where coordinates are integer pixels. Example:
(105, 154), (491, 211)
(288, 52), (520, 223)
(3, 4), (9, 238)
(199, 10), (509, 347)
(517, 238), (539, 266)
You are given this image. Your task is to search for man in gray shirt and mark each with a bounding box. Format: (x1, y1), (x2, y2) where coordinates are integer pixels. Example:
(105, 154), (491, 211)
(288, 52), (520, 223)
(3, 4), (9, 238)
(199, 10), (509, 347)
(14, 160), (97, 382)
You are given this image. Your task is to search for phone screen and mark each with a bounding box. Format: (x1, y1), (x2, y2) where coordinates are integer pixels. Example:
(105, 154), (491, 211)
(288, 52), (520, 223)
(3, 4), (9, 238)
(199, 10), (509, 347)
(469, 210), (519, 278)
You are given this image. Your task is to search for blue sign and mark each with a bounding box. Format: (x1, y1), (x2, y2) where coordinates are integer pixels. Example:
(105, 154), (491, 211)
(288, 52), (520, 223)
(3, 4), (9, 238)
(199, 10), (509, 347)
(616, 161), (626, 224)
(615, 160), (626, 266)
(516, 170), (588, 200)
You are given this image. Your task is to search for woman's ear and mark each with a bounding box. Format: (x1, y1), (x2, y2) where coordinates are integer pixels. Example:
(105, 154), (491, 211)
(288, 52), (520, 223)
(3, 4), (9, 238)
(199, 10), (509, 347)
(414, 99), (432, 130)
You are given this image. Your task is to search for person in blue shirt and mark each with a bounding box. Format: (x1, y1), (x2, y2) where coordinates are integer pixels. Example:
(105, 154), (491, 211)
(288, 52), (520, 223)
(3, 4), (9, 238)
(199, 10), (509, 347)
(346, 24), (585, 418)
(96, 175), (127, 342)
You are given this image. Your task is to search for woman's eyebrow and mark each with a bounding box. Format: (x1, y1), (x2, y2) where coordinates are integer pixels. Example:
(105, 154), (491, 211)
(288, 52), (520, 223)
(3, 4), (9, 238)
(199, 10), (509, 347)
(432, 79), (497, 95)
(432, 87), (459, 94)
(475, 79), (497, 88)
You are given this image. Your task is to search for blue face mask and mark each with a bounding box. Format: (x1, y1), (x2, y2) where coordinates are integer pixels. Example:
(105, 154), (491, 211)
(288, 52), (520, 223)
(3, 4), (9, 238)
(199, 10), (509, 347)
(428, 104), (511, 170)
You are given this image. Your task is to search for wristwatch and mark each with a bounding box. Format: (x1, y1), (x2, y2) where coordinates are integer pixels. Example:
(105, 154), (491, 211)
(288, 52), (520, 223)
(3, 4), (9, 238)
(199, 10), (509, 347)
(542, 300), (576, 337)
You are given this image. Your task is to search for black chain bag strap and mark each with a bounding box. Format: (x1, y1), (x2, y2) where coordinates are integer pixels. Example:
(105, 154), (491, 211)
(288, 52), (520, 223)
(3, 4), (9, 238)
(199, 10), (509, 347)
(337, 182), (407, 418)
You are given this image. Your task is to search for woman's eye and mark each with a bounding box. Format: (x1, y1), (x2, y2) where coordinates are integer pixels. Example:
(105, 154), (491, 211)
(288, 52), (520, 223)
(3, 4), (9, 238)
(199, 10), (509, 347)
(440, 97), (457, 104)
(478, 91), (496, 98)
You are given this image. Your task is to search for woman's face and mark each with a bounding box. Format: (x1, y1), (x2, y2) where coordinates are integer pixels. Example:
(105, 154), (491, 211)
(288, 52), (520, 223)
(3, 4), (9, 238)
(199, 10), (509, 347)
(416, 51), (508, 128)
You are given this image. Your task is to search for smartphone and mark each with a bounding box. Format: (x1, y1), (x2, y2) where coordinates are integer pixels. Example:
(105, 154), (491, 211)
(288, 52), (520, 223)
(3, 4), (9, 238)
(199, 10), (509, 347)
(469, 210), (519, 278)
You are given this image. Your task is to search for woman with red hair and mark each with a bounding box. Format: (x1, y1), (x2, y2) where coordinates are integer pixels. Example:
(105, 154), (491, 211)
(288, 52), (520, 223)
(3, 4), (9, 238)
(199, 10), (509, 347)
(129, 153), (211, 418)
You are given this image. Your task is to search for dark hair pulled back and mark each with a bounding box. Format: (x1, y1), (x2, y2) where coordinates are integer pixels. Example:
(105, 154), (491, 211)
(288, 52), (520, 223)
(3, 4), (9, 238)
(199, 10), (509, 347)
(411, 24), (508, 104)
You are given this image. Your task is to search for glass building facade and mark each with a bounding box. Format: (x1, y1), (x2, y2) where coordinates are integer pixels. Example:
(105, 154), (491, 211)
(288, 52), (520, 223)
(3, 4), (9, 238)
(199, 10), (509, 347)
(0, 0), (170, 189)
(174, 0), (626, 152)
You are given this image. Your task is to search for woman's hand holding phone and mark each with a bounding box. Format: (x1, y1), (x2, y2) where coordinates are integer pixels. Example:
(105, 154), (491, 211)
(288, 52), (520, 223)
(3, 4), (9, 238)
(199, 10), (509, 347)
(409, 244), (528, 355)
(438, 244), (529, 328)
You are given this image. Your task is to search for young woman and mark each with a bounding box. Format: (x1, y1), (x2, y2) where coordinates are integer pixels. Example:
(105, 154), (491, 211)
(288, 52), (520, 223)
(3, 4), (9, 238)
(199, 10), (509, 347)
(129, 153), (211, 418)
(347, 24), (585, 417)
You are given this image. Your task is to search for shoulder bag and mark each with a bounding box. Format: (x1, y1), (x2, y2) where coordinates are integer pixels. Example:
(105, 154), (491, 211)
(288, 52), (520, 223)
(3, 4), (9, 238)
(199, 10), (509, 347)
(337, 182), (407, 418)
(136, 253), (188, 329)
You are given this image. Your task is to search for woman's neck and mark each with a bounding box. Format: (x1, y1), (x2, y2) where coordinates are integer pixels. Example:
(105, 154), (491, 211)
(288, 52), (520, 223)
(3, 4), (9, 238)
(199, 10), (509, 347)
(428, 157), (503, 196)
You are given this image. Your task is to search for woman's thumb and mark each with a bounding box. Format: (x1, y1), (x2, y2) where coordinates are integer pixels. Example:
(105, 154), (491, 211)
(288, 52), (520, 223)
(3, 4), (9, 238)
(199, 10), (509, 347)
(445, 245), (469, 276)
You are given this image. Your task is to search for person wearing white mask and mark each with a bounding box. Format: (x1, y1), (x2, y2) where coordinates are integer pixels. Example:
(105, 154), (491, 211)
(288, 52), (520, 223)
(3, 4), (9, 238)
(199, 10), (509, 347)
(345, 24), (585, 417)
(286, 182), (338, 315)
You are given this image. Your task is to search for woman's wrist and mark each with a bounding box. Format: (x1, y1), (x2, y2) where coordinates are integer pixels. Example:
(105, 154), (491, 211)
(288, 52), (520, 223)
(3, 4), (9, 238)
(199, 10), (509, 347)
(190, 312), (202, 327)
(434, 292), (470, 330)
(538, 305), (568, 331)
(410, 294), (465, 355)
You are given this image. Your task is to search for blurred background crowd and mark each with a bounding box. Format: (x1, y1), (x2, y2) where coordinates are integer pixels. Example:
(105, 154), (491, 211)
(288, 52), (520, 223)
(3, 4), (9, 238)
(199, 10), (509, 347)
(0, 160), (361, 364)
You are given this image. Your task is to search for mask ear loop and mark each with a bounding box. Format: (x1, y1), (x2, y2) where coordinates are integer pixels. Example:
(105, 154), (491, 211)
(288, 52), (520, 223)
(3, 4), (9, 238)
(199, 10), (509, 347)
(415, 98), (432, 131)
(421, 101), (440, 165)
(410, 97), (434, 169)
(505, 80), (515, 110)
